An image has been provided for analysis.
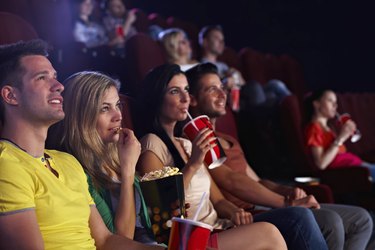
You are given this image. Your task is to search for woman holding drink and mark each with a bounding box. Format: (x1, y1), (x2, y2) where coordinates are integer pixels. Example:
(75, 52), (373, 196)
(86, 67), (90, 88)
(135, 63), (325, 250)
(304, 89), (375, 179)
(49, 71), (156, 244)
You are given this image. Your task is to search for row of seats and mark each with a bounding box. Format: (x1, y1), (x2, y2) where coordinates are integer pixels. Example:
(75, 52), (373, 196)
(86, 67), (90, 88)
(0, 0), (308, 100)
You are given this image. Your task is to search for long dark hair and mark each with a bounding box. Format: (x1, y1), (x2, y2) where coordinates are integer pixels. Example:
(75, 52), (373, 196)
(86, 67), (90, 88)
(136, 63), (186, 169)
(303, 89), (332, 124)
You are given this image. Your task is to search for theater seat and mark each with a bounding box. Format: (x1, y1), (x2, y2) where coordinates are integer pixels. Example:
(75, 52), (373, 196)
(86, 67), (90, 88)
(239, 47), (267, 84)
(217, 47), (241, 71)
(216, 105), (239, 141)
(120, 94), (136, 131)
(0, 11), (38, 44)
(123, 33), (166, 96)
(216, 104), (334, 203)
(279, 54), (307, 101)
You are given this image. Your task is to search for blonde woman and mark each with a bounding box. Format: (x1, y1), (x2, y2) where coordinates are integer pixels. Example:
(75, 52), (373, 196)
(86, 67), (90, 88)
(158, 28), (198, 71)
(50, 71), (156, 244)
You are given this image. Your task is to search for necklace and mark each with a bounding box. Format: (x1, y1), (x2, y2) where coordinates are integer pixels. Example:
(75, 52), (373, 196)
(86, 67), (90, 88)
(0, 137), (28, 153)
(0, 138), (59, 178)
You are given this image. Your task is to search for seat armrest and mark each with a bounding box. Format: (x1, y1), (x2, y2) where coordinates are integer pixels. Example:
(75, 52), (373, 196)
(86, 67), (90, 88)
(296, 183), (335, 204)
(318, 167), (372, 194)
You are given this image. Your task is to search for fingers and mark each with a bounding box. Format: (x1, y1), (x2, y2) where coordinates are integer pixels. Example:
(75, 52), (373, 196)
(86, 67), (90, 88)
(293, 187), (307, 199)
(118, 128), (139, 144)
(306, 195), (320, 209)
(232, 209), (252, 226)
(194, 128), (213, 144)
(193, 128), (217, 151)
(293, 195), (320, 209)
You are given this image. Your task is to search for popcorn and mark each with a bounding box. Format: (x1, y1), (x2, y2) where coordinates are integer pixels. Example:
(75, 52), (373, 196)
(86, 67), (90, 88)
(139, 166), (185, 244)
(140, 166), (181, 181)
(114, 127), (123, 134)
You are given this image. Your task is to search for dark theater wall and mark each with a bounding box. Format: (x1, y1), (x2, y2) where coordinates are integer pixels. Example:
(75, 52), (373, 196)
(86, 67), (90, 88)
(129, 0), (375, 92)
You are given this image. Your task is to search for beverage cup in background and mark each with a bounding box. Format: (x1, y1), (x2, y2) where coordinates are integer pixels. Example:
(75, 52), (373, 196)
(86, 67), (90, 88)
(168, 217), (213, 250)
(116, 24), (124, 37)
(183, 115), (227, 169)
(230, 86), (240, 112)
(337, 113), (362, 143)
(229, 71), (241, 112)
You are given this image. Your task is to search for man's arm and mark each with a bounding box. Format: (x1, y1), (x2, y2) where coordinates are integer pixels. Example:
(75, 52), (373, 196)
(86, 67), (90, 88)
(259, 179), (320, 208)
(208, 171), (252, 226)
(89, 206), (164, 250)
(0, 210), (44, 250)
(210, 164), (286, 208)
(259, 179), (307, 200)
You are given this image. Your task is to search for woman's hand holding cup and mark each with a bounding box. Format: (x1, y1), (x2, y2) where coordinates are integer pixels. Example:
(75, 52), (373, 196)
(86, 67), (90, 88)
(183, 115), (227, 169)
(337, 119), (357, 144)
(188, 128), (216, 170)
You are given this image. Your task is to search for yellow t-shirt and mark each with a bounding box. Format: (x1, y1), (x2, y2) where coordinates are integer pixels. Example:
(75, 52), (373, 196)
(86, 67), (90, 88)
(0, 141), (96, 249)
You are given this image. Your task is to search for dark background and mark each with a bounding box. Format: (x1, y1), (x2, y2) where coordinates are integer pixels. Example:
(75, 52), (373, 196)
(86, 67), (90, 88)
(128, 0), (375, 93)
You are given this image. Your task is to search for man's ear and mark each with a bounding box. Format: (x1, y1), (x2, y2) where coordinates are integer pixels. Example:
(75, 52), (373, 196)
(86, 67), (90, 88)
(189, 94), (198, 107)
(1, 85), (19, 105)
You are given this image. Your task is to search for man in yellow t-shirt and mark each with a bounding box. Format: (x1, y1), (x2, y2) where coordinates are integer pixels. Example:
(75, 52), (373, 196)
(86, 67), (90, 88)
(0, 142), (96, 249)
(0, 40), (164, 250)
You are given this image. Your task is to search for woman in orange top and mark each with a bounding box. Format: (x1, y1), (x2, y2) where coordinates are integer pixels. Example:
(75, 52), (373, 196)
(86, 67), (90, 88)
(304, 89), (375, 179)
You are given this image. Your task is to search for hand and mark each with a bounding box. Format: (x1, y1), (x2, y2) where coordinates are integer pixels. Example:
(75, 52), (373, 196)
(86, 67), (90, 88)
(223, 76), (235, 89)
(338, 120), (357, 143)
(230, 208), (253, 226)
(290, 195), (320, 209)
(287, 187), (307, 200)
(112, 35), (125, 44)
(170, 201), (190, 218)
(188, 128), (216, 169)
(117, 128), (141, 177)
(126, 10), (137, 25)
(226, 68), (245, 86)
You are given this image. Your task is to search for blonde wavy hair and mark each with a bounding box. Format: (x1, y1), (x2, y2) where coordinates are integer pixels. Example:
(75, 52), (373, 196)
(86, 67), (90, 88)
(60, 71), (121, 188)
(159, 28), (189, 63)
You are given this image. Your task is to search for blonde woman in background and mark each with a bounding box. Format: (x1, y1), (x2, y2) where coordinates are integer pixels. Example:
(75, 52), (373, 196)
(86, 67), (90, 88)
(158, 28), (199, 71)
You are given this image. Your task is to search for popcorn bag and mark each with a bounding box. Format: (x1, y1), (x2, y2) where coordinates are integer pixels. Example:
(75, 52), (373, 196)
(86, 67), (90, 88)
(140, 167), (185, 245)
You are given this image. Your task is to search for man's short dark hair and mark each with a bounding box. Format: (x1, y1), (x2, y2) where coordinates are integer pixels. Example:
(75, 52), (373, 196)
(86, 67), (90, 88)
(185, 62), (219, 96)
(198, 25), (223, 46)
(0, 39), (49, 124)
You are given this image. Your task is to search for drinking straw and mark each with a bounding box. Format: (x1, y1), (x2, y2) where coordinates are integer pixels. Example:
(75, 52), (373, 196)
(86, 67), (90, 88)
(192, 192), (207, 221)
(186, 111), (199, 131)
(186, 111), (194, 121)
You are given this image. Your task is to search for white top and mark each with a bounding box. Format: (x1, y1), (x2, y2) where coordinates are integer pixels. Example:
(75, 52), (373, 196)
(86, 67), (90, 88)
(140, 133), (232, 229)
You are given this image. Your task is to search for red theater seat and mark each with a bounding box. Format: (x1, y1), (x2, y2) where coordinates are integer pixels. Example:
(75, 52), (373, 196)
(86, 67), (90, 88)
(123, 33), (166, 96)
(218, 47), (241, 71)
(279, 54), (306, 100)
(216, 105), (239, 141)
(216, 104), (334, 203)
(120, 94), (136, 131)
(0, 11), (38, 44)
(239, 47), (267, 84)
